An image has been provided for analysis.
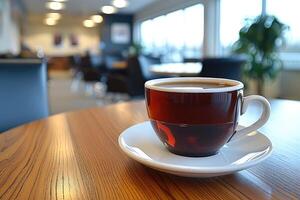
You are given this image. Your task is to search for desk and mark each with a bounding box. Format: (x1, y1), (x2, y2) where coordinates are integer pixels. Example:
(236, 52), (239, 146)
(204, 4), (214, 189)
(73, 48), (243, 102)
(0, 100), (299, 199)
(48, 57), (70, 70)
(150, 62), (202, 76)
(112, 61), (127, 69)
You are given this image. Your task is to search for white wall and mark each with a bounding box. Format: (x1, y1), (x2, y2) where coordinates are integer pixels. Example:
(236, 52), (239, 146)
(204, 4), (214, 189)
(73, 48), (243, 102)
(23, 15), (100, 56)
(0, 0), (21, 55)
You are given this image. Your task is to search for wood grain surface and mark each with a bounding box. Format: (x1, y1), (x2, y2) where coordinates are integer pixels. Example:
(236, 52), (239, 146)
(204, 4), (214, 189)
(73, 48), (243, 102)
(0, 99), (299, 199)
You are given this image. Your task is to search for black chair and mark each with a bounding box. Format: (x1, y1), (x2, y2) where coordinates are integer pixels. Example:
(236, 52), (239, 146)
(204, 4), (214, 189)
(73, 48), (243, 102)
(69, 55), (82, 78)
(200, 57), (246, 81)
(69, 55), (81, 70)
(103, 53), (127, 76)
(106, 56), (142, 97)
(138, 55), (162, 80)
(104, 53), (124, 70)
(0, 59), (49, 132)
(106, 55), (164, 97)
(80, 54), (103, 82)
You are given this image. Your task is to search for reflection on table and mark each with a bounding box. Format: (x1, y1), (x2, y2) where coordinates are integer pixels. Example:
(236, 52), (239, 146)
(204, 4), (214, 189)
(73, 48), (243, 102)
(150, 62), (202, 76)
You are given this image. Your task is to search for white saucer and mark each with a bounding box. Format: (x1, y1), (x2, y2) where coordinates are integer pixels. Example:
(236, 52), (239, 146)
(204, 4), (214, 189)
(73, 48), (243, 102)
(118, 121), (272, 178)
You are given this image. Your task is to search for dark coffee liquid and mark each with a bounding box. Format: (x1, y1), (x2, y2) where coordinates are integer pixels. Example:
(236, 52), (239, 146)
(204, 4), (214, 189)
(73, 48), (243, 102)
(145, 81), (243, 157)
(151, 120), (235, 156)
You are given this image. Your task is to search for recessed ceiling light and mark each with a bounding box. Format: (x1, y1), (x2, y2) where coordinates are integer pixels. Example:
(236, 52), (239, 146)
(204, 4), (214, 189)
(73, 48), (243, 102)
(112, 0), (128, 8)
(101, 6), (117, 14)
(91, 15), (103, 23)
(46, 13), (61, 20)
(46, 2), (65, 10)
(44, 18), (57, 26)
(83, 19), (95, 28)
(52, 0), (68, 2)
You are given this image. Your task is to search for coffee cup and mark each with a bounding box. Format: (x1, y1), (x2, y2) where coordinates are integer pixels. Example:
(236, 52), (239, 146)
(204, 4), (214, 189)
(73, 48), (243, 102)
(145, 77), (270, 157)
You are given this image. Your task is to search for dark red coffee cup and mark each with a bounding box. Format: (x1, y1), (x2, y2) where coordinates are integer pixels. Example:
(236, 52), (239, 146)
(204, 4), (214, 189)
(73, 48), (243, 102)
(145, 77), (270, 157)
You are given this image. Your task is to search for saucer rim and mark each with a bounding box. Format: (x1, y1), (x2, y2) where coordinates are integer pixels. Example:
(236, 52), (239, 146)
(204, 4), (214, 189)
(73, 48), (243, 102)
(118, 121), (273, 174)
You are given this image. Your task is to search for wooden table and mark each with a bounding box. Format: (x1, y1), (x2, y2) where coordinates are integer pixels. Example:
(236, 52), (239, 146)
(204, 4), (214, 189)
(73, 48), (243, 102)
(150, 62), (202, 76)
(112, 61), (127, 69)
(0, 99), (299, 199)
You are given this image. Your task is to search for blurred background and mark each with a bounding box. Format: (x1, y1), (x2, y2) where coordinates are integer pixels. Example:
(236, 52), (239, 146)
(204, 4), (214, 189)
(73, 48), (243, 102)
(0, 0), (299, 117)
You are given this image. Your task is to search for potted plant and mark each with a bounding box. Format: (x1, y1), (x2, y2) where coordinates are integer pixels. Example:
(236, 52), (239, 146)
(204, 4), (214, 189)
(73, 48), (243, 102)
(233, 15), (288, 95)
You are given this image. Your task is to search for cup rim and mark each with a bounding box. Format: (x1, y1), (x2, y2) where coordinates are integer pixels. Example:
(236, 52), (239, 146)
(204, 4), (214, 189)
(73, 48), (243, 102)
(145, 77), (244, 93)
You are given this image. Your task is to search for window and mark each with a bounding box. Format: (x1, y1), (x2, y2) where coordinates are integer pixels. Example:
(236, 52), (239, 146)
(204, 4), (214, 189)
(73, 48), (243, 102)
(165, 10), (185, 51)
(140, 20), (154, 53)
(183, 4), (204, 58)
(220, 0), (300, 55)
(152, 16), (167, 54)
(220, 0), (262, 52)
(266, 0), (300, 51)
(140, 4), (204, 61)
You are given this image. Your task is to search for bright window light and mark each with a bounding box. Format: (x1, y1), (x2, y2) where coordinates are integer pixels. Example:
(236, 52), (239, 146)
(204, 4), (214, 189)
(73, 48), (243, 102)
(183, 4), (204, 49)
(267, 0), (300, 47)
(141, 20), (154, 52)
(165, 10), (185, 50)
(220, 0), (261, 48)
(140, 4), (204, 59)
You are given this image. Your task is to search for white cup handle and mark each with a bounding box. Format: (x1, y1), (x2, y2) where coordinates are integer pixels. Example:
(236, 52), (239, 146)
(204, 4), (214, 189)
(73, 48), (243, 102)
(230, 95), (271, 141)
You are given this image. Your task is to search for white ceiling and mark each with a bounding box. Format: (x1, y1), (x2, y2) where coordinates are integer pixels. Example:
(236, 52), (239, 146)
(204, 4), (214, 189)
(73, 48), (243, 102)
(21, 0), (157, 15)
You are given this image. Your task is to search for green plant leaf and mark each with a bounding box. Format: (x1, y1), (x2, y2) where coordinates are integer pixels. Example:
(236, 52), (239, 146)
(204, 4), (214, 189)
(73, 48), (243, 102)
(232, 15), (288, 82)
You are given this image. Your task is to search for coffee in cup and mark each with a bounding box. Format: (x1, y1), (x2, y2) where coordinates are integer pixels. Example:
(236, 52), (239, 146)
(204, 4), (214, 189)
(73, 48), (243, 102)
(145, 77), (270, 157)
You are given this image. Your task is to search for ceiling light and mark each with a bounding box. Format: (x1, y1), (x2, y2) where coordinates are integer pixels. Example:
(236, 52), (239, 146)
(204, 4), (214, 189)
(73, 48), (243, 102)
(83, 19), (95, 28)
(112, 0), (128, 8)
(46, 13), (61, 20)
(46, 2), (65, 10)
(91, 15), (103, 23)
(101, 6), (117, 14)
(44, 18), (57, 26)
(52, 0), (68, 2)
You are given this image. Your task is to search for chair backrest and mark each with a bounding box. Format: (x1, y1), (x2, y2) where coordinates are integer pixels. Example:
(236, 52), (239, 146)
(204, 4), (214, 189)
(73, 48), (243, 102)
(69, 55), (81, 69)
(126, 56), (145, 97)
(0, 59), (49, 132)
(80, 54), (93, 68)
(126, 55), (163, 97)
(104, 53), (123, 70)
(138, 55), (161, 80)
(200, 57), (246, 81)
